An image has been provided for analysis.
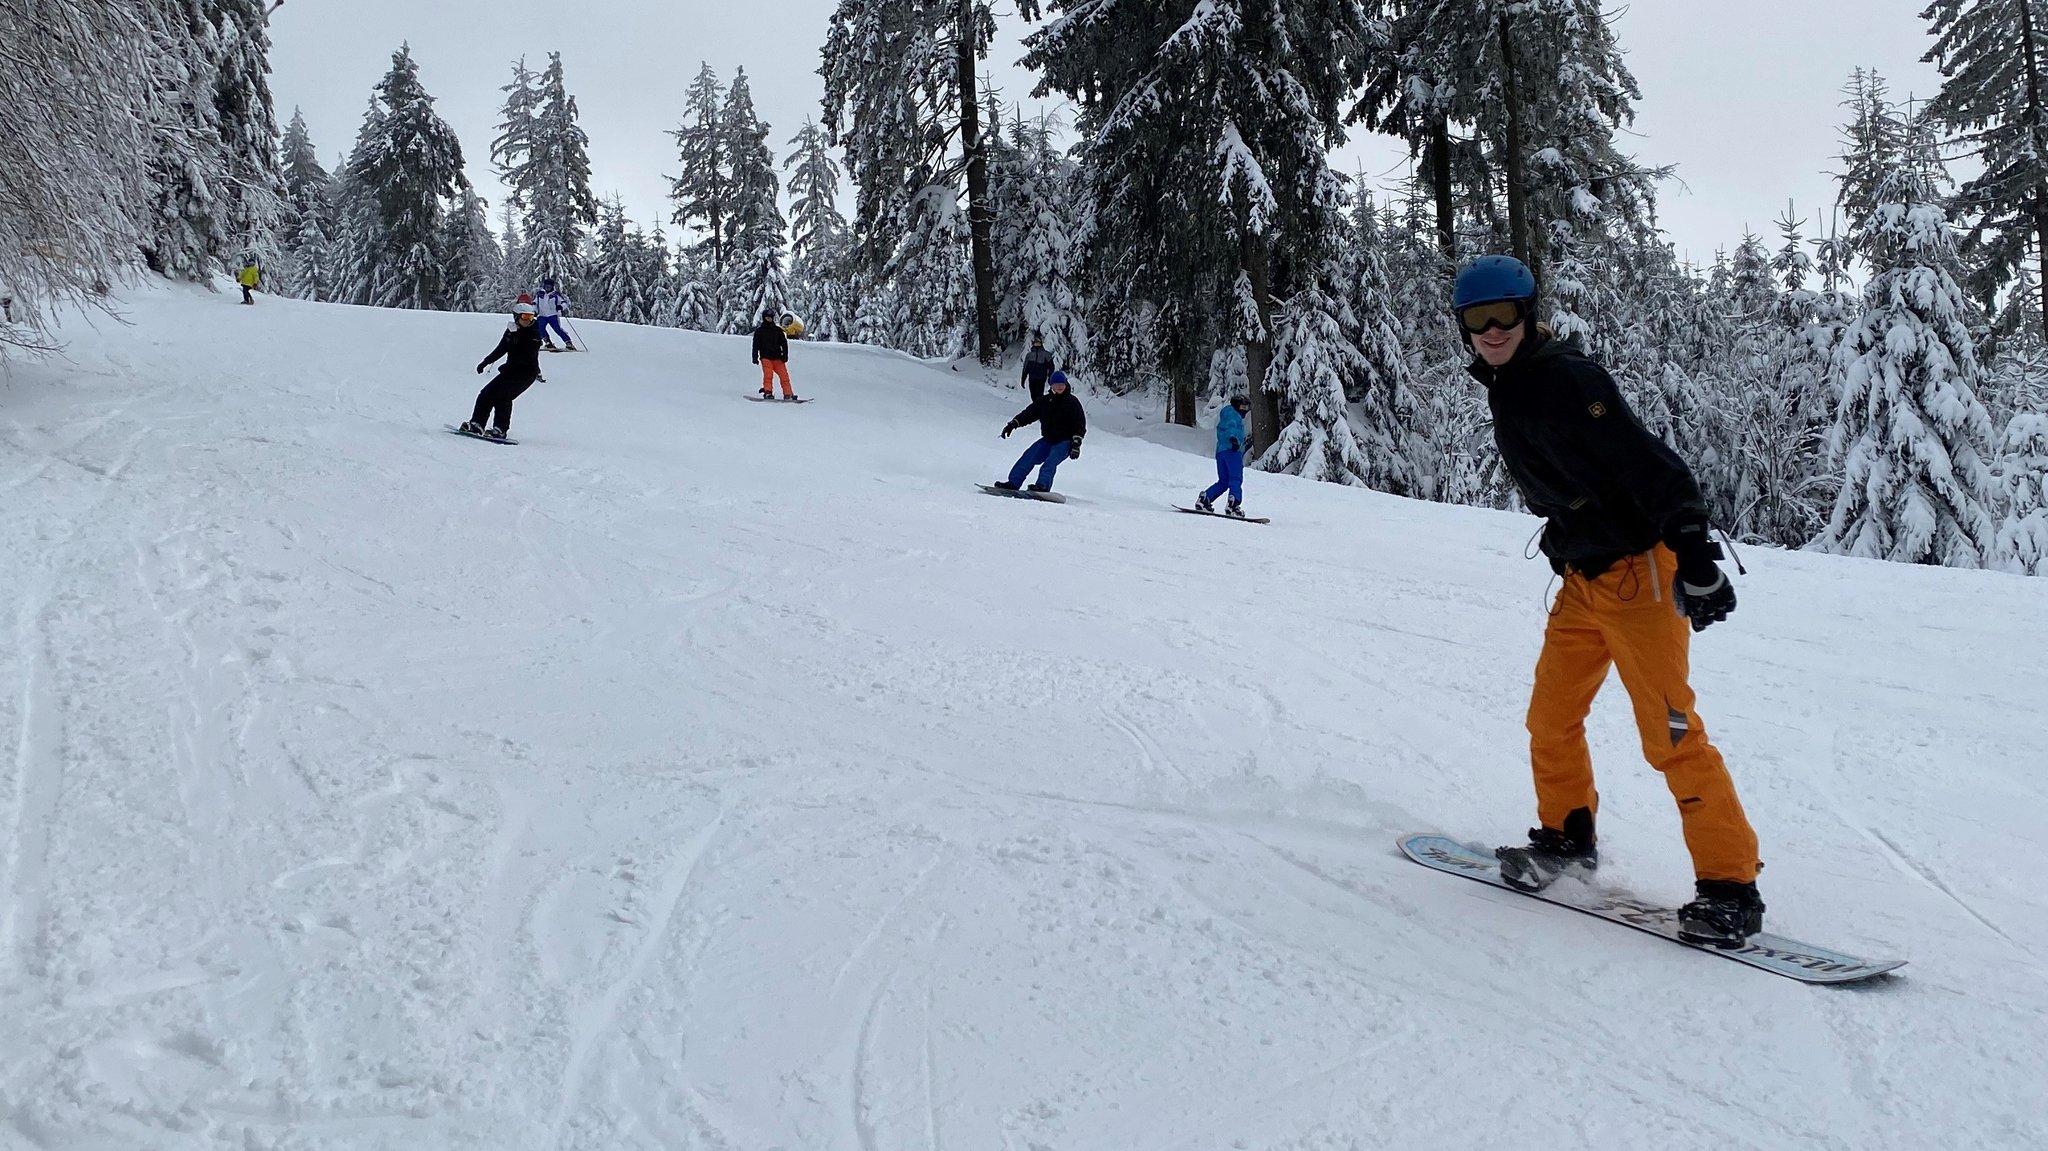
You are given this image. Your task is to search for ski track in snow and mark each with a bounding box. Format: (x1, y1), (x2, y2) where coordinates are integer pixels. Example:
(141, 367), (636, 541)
(0, 284), (2043, 1149)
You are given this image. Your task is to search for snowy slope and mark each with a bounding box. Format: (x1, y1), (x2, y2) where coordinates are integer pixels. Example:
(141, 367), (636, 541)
(1, 284), (2043, 1150)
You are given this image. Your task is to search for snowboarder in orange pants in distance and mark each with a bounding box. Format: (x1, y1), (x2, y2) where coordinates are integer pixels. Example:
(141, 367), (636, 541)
(752, 308), (795, 400)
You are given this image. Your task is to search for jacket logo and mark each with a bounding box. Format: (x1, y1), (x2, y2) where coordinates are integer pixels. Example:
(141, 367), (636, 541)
(1587, 401), (1607, 418)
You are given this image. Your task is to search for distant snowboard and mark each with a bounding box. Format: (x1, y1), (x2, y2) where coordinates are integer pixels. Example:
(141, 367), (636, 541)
(977, 483), (1067, 505)
(445, 424), (519, 446)
(1399, 834), (1905, 985)
(1174, 505), (1269, 525)
(746, 394), (813, 404)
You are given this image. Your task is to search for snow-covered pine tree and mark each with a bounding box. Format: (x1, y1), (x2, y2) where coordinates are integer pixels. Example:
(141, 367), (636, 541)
(495, 53), (597, 297)
(785, 116), (846, 264)
(1818, 102), (2001, 566)
(886, 186), (977, 358)
(668, 63), (730, 274)
(587, 198), (665, 326)
(276, 109), (337, 300)
(495, 199), (527, 305)
(1, 0), (159, 344)
(661, 247), (718, 332)
(141, 0), (229, 281)
(1921, 0), (2048, 344)
(440, 188), (503, 313)
(1262, 285), (1386, 486)
(1022, 0), (1376, 449)
(1327, 186), (1421, 495)
(348, 45), (468, 310)
(989, 109), (1090, 368)
(1994, 410), (2048, 572)
(1733, 207), (1840, 545)
(783, 116), (854, 343)
(329, 98), (386, 306)
(821, 0), (1002, 362)
(1375, 182), (1504, 505)
(207, 0), (286, 276)
(718, 68), (790, 333)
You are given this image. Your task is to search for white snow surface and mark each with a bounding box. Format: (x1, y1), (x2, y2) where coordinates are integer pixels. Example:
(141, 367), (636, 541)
(2, 285), (2044, 1150)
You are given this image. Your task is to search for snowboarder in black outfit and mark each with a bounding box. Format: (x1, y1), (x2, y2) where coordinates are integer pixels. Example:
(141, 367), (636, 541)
(461, 301), (545, 439)
(995, 371), (1086, 492)
(752, 308), (796, 400)
(1020, 333), (1056, 402)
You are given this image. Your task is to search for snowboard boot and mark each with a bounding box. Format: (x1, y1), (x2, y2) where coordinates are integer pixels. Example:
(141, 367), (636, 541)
(1195, 492), (1215, 512)
(783, 394), (801, 402)
(1676, 880), (1765, 948)
(1028, 483), (1053, 493)
(1495, 824), (1598, 892)
(485, 426), (508, 441)
(1226, 500), (1246, 518)
(457, 420), (484, 435)
(992, 480), (1020, 491)
(759, 388), (774, 399)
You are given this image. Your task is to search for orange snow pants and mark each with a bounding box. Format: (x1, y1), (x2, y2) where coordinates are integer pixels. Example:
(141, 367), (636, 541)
(1527, 545), (1760, 883)
(759, 359), (792, 397)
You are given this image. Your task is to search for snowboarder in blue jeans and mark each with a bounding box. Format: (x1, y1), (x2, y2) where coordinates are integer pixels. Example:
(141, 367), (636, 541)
(995, 371), (1087, 492)
(1195, 394), (1252, 517)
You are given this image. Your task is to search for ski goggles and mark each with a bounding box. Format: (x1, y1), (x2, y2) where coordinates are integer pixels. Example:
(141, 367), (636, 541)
(1457, 299), (1529, 335)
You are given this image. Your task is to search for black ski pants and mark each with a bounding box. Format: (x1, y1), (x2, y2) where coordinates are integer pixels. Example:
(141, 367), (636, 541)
(471, 368), (539, 432)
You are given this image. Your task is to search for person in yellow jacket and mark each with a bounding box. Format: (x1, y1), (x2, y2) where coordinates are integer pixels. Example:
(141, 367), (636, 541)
(237, 259), (261, 305)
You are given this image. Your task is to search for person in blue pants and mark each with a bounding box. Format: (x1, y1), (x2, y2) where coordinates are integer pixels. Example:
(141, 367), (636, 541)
(995, 371), (1087, 492)
(1195, 394), (1252, 516)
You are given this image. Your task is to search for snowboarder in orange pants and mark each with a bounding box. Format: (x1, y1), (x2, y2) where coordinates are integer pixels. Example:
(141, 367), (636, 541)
(752, 308), (795, 400)
(1454, 254), (1764, 947)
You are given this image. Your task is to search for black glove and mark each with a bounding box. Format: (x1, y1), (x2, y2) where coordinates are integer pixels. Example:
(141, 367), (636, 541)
(1666, 514), (1734, 632)
(751, 355), (759, 365)
(476, 362), (486, 374)
(1228, 437), (1241, 453)
(1001, 422), (1016, 439)
(1069, 437), (1082, 460)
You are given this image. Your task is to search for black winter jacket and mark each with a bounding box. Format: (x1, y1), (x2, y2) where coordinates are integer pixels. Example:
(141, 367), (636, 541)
(480, 321), (545, 379)
(1472, 334), (1709, 577)
(752, 321), (789, 363)
(1009, 391), (1087, 443)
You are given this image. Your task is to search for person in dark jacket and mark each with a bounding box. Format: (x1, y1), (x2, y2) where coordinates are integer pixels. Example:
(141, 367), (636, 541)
(752, 308), (795, 400)
(994, 371), (1086, 492)
(461, 301), (546, 439)
(1457, 254), (1762, 948)
(1020, 333), (1056, 402)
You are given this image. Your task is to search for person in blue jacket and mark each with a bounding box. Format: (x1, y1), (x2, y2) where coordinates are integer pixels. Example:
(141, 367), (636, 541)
(1194, 394), (1253, 517)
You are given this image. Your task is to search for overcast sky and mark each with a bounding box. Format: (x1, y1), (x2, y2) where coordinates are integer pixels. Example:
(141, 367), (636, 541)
(269, 1), (1944, 271)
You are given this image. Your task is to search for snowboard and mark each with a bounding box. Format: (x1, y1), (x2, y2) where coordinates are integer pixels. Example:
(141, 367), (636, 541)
(746, 394), (813, 403)
(977, 483), (1067, 504)
(1174, 505), (1270, 525)
(445, 424), (519, 446)
(1398, 834), (1905, 985)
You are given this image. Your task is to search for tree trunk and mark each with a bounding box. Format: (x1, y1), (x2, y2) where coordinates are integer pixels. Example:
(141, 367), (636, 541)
(958, 0), (1001, 365)
(1428, 113), (1456, 262)
(1496, 13), (1534, 287)
(2021, 0), (2048, 342)
(1242, 229), (1279, 452)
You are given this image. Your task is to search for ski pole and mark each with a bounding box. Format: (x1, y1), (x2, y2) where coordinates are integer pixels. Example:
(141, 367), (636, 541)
(565, 316), (589, 351)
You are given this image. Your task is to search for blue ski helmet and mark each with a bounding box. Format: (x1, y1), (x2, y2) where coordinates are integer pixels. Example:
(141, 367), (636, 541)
(1049, 371), (1069, 388)
(1451, 255), (1537, 311)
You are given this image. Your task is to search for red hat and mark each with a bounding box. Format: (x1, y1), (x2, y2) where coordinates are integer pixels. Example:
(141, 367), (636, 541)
(517, 293), (534, 304)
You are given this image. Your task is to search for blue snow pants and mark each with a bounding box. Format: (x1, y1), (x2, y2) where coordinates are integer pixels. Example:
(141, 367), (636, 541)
(536, 314), (568, 345)
(1202, 449), (1245, 504)
(1007, 437), (1070, 489)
